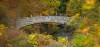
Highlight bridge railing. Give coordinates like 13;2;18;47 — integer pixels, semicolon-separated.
16;16;78;29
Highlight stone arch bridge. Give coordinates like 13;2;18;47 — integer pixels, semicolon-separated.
16;16;77;29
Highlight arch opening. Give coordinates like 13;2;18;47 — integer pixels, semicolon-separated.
21;22;76;39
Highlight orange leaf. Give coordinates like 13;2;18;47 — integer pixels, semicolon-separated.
79;27;91;33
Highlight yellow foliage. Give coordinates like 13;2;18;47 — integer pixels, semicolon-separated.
82;0;96;10
84;40;89;45
0;24;7;37
28;34;54;46
0;31;2;37
28;34;36;41
96;28;100;37
7;44;13;47
78;26;91;33
93;24;100;37
42;10;49;16
93;44;100;47
83;35;94;45
82;4;94;10
71;13;80;22
85;0;96;5
98;31;100;37
49;9;55;15
94;24;100;32
0;24;6;30
28;34;39;45
58;37;68;43
72;13;80;19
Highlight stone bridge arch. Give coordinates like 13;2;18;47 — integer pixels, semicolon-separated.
16;16;74;29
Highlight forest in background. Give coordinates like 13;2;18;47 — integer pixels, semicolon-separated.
0;0;100;47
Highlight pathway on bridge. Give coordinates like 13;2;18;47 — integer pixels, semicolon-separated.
16;16;76;29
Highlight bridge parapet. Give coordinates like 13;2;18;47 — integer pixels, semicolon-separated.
16;16;74;29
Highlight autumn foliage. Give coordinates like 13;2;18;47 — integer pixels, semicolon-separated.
0;0;100;47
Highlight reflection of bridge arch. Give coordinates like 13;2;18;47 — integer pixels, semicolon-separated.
16;16;74;29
